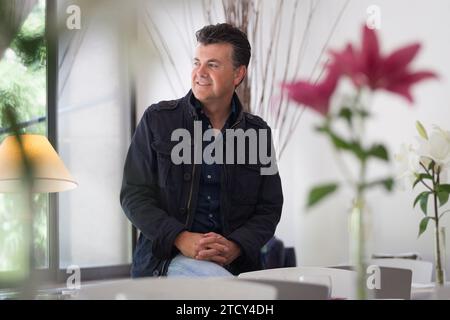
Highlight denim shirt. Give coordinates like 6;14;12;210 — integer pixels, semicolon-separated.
190;98;237;234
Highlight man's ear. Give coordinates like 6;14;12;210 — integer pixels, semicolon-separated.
234;66;247;87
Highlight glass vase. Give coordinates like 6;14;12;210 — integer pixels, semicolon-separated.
434;226;446;286
348;196;373;299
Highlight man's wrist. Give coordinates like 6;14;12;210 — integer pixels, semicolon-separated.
174;230;189;251
229;240;242;258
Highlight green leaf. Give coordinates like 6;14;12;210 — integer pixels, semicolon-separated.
416;121;429;140
338;107;353;126
413;173;433;189
413;191;431;215
306;183;339;209
320;127;367;161
366;144;389;161
438;191;449;207
355;109;370;118
381;178;394;191
438;184;450;192
329;132;352;150
418;216;433;237
420;194;429;215
364;177;395;191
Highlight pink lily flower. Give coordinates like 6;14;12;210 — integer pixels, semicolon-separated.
330;25;437;103
281;62;341;116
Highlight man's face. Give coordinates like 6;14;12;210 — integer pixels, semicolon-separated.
191;43;246;105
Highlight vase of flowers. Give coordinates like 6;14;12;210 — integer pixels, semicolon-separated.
282;24;437;298
396;122;450;285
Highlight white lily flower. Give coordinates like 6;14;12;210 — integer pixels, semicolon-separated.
416;126;450;173
394;143;420;189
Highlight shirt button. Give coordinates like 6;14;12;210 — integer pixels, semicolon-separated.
207;196;211;200
153;270;159;276
209;214;213;218
207;175;211;179
183;172;191;181
180;208;186;214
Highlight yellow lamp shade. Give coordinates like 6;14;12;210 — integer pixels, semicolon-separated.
0;134;77;193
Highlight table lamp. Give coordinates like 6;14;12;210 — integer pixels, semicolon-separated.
0;134;77;192
0;134;77;298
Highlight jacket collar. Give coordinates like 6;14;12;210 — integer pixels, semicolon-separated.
184;90;245;127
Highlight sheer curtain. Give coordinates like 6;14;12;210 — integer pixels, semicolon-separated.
0;0;37;58
57;0;133;268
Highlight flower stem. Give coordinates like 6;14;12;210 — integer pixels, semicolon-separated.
419;162;434;191
353;89;368;299
432;167;445;285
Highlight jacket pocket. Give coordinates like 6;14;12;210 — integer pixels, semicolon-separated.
151;140;174;188
231;164;262;205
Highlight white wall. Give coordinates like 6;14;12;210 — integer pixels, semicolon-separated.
276;0;450;275
136;0;450;276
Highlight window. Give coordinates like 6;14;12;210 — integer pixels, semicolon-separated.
0;0;48;275
1;0;134;288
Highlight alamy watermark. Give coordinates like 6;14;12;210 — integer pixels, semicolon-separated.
66;265;81;290
66;5;81;30
366;5;381;30
170;121;278;175
366;265;381;290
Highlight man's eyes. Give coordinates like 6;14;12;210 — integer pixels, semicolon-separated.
193;62;219;68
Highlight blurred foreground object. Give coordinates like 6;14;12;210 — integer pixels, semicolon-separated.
0;134;77;193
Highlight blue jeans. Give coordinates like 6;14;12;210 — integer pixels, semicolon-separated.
167;254;234;277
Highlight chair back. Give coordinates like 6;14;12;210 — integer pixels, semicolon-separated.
239;267;357;299
332;265;412;299
370;258;432;284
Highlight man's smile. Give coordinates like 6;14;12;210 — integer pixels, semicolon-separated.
196;80;212;86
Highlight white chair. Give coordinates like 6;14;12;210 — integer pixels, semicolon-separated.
370;258;433;284
331;265;412;299
73;277;277;300
237;279;330;300
238;267;357;299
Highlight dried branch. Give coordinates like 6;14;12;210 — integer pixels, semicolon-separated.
144;7;184;96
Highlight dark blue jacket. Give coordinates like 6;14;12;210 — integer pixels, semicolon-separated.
120;90;283;277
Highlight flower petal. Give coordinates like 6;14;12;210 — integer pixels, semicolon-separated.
281;63;341;116
384;70;437;103
383;43;421;76
361;26;381;81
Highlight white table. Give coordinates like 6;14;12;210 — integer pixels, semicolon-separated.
411;282;450;300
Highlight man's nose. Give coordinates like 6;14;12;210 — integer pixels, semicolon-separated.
196;64;208;77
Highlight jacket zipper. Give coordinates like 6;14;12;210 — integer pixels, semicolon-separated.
221;118;242;234
230;119;242;129
185;117;242;228
185;112;199;227
185;163;196;226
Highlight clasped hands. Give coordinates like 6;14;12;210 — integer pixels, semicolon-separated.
174;231;241;266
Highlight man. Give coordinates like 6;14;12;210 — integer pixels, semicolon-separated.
120;23;283;278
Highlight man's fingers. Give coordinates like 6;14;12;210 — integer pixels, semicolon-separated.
198;236;222;246
209;255;227;266
205;242;229;254
203;232;220;238
203;236;228;247
196;248;220;259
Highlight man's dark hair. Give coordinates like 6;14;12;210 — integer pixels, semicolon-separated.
195;23;251;69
